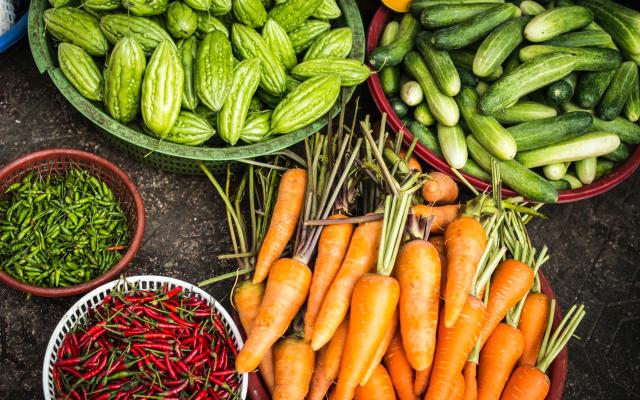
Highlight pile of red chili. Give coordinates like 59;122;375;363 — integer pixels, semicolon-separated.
52;284;241;400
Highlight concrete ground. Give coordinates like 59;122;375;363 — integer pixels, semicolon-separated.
1;20;639;400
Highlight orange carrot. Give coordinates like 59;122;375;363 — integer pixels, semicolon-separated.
428;235;448;298
517;293;551;367
422;172;458;204
232;281;275;392
354;365;397;400
383;331;418;400
499;365;549;400
305;214;354;341
360;309;398;385
395;239;441;371
414;365;432;397
477;323;524;400
461;361;477;400
413;204;460;234
309;318;349;400
443;217;487;328
311;219;384;350
332;274;400;400
451;373;466;400
253;168;307;284
236;258;312;373
399;149;423;172
425;295;486;400
477;260;534;348
273;337;315;400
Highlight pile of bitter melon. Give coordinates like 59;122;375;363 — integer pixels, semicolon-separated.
44;0;370;146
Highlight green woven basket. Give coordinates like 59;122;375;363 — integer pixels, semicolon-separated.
28;0;365;174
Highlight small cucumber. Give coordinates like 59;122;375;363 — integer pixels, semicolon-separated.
467;135;559;202
379;21;401;96
575;157;597;184
508;111;593;151
457;67;479;88
519;45;622;71
575;0;640;56
420;3;498;29
415;102;436;126
407;121;443;157
516;131;621;168
598;61;638;121
595;159;616;179
564;102;640;144
546;72;577;106
520;0;545;15
401;81;424;107
473;16;531;79
548;179;572;190
461;157;492;180
575;69;615;109
545;30;613;48
603;143;630;162
524;6;593;42
437;123;468;168
457;87;517;160
493;101;558;125
410;0;506;16
370;13;420;68
476;81;490;95
562;173;583;189
543;162;570;180
389;97;409;118
624;69;640;122
450;50;503;81
504;51;521;74
431;4;520;50
416;32;461;97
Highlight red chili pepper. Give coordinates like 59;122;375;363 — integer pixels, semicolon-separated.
210;370;234;377
133;342;173;352
226;338;238;357
93;392;110;400
165;352;177;380
68;390;82;400
209;375;225;386
80;355;107;381
194;389;208;400
169;313;197;327
176;360;190;375
148;354;167;371
163;379;189;395
54;356;84;367
53;367;62;391
184;343;202;364
61;366;83;379
165;286;183;299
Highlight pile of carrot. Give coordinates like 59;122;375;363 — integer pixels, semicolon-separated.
203;109;585;400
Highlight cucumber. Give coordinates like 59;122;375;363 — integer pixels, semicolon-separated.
555;0;575;6
595;159;615;179
564;102;640;144
407;121;443;157
493;101;558;124
420;3;498;29
603;143;629;162
457;87;517;160
504;51;521;74
437;124;468;168
624;69;640;122
575;157;597;184
431;4;520;50
476;81;490;95
575;70;615;109
548;179;572;190
467;135;559;202
389;97;409;118
516;131;621;167
524;6;593;42
415;32;461;97
545;30;613;48
401;81;424;106
410;0;506;15
379;21;401;96
519;45;622;71
457;67;479;88
479;52;577;115
575;0;640;56
415;102;436;126
370;13;420;69
507;111;593;151
598;61;638;121
450;50;503;81
461;157;492;180
562;173;583;188
520;1;545;15
404;51;460;127
546;72;577;106
473;16;531;78
543;162;569;180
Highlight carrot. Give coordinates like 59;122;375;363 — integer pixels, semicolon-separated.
461;361;477;400
425;295;486;400
399;149;423;172
232;281;275;392
332;273;400;400
273;337;315;400
477;323;524;400
443;217;487;328
311;218;383;351
360;309;398;385
414;365;432;397
395;239;441;371
354;365;397;400
477;260;534;348
383;331;418;400
413;204;460;234
309;318;349;400
422;172;458;204
235;258;312;373
253;168;307;284
428;235;448;297
305;214;354;341
499;365;549;400
517;293;551;367
451;373;466;400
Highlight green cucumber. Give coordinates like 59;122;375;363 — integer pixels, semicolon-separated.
543;162;569;180
461;157;492;180
467;135;559;202
437;124;468;168
479;52;577;115
574;70;615;109
473;16;531;79
404;51;460;127
457;87;517;160
603;143;629;162
624;69;640;122
564;102;640;144
493;101;558;125
598;61;638;121
595;159;615;179
450;50;503;81
524;6;593;42
389;97;409;118
457;67;479;88
410;0;506;16
575;0;640;56
546;72;577;106
583;21;619;50
401;81;424;107
507;111;592;151
370;13;420;68
407;121;443;157
575;157;597;184
562;173;583;188
504;51;521;74
545;30;613;48
547;178;572;190
520;0;545;15
416;32;461;97
519;45;622;71
431;4;520;50
415;102;436;126
379;21;401;96
476;81;490;95
516;131;620;167
420;3;498;29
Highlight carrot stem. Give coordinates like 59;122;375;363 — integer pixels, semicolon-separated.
305;213;384;226
537;302;585;373
198;267;255;286
237;158;288;170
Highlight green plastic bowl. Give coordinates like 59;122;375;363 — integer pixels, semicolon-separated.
28;0;364;174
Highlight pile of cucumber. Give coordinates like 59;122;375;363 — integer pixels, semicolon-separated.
371;0;640;203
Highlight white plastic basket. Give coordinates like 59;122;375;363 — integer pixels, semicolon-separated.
42;275;248;399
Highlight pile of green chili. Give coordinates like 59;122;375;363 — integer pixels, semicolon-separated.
0;169;130;288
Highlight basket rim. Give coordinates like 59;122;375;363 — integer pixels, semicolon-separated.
0;148;145;297
41;275;249;400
